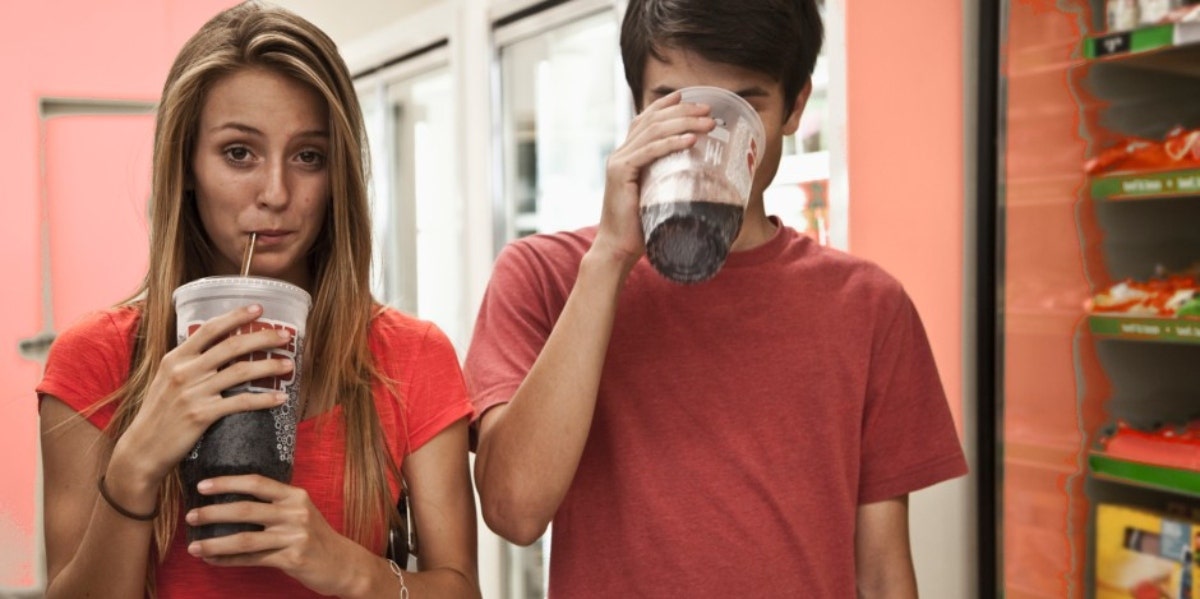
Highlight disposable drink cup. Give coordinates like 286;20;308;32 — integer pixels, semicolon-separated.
173;276;310;541
640;86;766;284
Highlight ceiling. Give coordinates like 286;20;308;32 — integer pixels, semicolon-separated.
273;0;443;47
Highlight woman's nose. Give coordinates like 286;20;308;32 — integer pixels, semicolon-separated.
256;161;289;208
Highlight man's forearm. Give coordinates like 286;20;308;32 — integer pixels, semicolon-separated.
475;249;630;544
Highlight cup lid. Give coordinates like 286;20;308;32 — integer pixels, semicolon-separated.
173;275;312;308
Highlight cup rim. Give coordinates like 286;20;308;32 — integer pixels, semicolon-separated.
677;85;766;143
172;275;312;307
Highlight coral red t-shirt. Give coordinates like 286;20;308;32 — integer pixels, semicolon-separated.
38;306;473;598
466;219;968;597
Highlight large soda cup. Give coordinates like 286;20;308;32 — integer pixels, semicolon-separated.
173;276;310;541
640;86;766;284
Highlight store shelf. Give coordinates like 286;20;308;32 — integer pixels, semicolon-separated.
1090;167;1200;201
1084;21;1200;76
1088;314;1200;343
1090;452;1200;498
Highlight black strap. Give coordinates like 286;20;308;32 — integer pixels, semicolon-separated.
386;483;418;564
97;475;160;521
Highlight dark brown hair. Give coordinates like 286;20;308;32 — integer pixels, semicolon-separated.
620;0;824;115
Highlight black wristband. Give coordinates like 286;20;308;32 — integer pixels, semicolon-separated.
97;475;160;521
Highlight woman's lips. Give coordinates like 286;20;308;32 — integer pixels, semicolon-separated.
252;231;291;247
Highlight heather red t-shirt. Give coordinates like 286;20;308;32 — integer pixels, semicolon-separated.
466;219;968;597
38;305;473;598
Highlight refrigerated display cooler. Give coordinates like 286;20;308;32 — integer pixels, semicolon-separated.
983;1;1200;597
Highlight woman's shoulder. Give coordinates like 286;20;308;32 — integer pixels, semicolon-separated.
52;305;142;354
369;306;433;341
38;305;142;429
368;306;457;361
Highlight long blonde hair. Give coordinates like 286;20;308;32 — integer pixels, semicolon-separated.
102;0;401;566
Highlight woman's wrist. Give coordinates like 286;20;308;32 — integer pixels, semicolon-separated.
339;552;402;599
103;442;165;513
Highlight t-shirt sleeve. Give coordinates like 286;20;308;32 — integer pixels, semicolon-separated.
403;322;475;454
857;292;968;504
35;310;135;431
463;242;555;424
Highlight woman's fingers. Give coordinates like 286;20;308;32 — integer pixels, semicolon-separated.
176;304;265;353
195;474;297;504
185;476;312;563
187;498;278;530
193;323;294;375
189;532;291;562
168;305;296;401
205;390;289;420
197;357;294;401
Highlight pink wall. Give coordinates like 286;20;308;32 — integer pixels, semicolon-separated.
0;0;236;590
845;2;966;431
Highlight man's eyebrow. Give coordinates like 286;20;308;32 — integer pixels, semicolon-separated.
735;87;770;98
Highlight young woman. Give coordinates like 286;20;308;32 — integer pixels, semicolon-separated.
37;3;479;597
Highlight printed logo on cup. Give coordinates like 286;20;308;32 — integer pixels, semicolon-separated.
183;319;299;394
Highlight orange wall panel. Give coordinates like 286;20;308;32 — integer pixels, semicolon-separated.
845;0;965;431
0;1;237;590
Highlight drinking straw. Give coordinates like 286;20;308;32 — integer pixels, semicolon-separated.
240;232;257;276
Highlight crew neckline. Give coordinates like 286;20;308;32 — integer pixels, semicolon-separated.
722;216;798;269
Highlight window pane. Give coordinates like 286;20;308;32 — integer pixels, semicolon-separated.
364;64;467;349
766;1;837;247
498;10;627;242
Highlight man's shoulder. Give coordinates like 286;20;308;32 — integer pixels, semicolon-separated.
495;226;597;277
781;233;906;297
506;226;597;257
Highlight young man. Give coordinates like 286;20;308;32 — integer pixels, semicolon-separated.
465;0;968;595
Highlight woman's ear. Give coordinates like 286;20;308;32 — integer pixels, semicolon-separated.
783;79;813;136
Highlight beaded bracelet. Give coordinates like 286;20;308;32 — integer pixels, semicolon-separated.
97;475;160;521
387;559;410;599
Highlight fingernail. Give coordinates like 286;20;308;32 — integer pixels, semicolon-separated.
274;392;288;404
188;542;201;556
185;510;198;524
247;304;262;314
277;329;291;339
197;480;213;491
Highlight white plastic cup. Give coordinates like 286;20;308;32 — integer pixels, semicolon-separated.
640;86;766;284
172;275;310;541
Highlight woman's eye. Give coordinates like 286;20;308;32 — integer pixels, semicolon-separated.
224;146;252;162
297;150;325;167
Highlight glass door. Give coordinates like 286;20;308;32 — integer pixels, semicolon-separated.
359;47;469;349
987;1;1200;597
495;2;627;247
763;0;847;249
